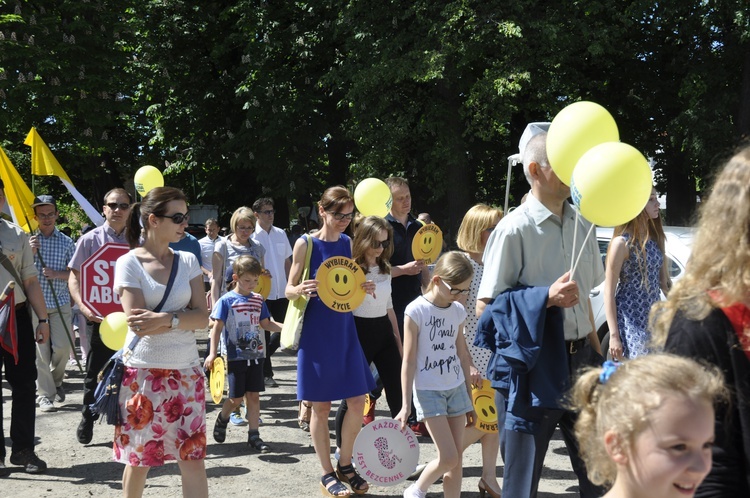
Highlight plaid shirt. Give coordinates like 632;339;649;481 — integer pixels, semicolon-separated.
34;227;75;308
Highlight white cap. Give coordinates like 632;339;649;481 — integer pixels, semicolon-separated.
519;122;551;157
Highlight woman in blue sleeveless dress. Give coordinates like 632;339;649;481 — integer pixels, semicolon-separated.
604;189;671;359
286;186;376;496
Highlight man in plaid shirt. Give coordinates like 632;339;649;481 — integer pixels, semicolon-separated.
29;195;75;413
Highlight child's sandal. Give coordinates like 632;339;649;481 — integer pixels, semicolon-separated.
213;413;228;443
320;471;350;496
336;462;369;495
248;432;271;453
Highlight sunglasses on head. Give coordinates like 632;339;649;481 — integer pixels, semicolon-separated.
156;212;190;224
106;202;131;211
371;239;390;249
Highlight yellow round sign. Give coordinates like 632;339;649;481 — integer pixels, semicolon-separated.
411;224;443;264
210;356;225;405
471;379;498;433
315;256;366;313
253;273;271;299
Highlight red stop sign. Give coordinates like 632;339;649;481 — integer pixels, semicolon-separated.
80;243;129;318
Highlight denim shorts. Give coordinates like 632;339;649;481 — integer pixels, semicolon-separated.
413;384;473;421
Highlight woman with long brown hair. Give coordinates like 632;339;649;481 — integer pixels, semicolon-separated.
604;188;669;360
652;147;750;496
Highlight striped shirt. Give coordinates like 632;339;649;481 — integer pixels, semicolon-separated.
34;227;75;308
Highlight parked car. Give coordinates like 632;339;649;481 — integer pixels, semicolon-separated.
589;226;694;357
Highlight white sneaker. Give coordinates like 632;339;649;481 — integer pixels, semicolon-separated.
403;484;426;498
38;396;57;413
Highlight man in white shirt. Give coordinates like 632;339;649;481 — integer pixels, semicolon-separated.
251;198;292;387
199;218;222;295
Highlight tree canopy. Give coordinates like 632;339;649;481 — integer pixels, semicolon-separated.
1;0;748;233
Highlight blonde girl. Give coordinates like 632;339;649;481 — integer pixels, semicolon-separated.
455;203;503;498
604;188;669;360
569;354;726;498
397;251;476;498
652;146;750;496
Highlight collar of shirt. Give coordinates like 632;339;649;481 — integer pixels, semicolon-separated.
524;193;576;227
103;221;126;239
385;212;419;230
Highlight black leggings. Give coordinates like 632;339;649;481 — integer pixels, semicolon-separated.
335;314;402;448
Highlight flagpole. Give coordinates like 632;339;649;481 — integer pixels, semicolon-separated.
25;216;82;372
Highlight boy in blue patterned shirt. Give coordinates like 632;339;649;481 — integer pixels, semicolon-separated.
204;255;282;452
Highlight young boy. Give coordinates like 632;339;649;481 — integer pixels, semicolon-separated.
204;255;282;452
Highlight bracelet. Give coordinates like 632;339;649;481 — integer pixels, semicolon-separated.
38;319;49;324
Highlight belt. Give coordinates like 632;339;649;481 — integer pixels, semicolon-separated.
15;301;26;310
565;338;586;355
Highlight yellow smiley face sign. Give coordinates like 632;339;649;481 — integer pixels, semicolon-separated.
253;274;271;299
210;356;225;405
471;379;498;433
316;256;367;313
411;223;443;264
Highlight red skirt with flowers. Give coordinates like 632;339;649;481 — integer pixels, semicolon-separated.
114;366;207;466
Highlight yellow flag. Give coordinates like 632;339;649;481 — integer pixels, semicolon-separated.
0;147;38;232
24;127;73;183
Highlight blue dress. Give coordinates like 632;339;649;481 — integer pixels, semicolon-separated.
297;234;376;401
615;234;663;358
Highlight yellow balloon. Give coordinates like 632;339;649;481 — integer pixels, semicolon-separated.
354;178;392;217
134;165;164;196
570;142;653;227
547;101;619;185
100;311;129;351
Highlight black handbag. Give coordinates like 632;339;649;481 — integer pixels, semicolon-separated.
90;251;180;425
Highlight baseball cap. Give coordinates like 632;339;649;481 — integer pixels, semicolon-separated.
31;195;56;208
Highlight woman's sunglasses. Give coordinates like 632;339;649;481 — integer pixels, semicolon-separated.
370;240;390;249
156;212;190;224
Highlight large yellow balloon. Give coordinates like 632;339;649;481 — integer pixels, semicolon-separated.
570;142;653;227
134;165;164;196
100;311;129;351
547;101;619;185
354;178;392;217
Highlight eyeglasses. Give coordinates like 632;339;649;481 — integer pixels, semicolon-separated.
156;212;190;224
106;202;131;211
36;212;57;219
441;279;470;296
327;211;355;221
236;225;254;231
257;209;275;216
371;239;390;249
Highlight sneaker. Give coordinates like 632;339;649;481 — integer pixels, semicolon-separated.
403;483;426;498
0;460;8;478
9;448;47;474
38;396;56;413
55;386;66;403
407;463;427;481
77;415;94;444
229;412;248;426
264;376;278;388
213;413;228;443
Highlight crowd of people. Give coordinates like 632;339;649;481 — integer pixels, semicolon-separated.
1;135;749;498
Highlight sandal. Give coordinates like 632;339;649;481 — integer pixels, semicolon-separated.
320;471;350;496
336;462;369;495
213;413;228;443
248;431;271;453
299;401;312;432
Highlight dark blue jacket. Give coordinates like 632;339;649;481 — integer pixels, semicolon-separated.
474;286;568;433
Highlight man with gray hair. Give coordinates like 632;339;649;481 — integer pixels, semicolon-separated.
477;132;605;497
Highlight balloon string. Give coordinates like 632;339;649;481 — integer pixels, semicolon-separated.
569;210;579;275
571;223;595;280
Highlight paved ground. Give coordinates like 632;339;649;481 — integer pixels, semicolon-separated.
1;331;582;497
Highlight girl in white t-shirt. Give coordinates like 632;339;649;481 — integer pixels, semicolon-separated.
397;251;476;498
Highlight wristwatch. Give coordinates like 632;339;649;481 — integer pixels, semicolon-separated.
170;313;180;329
38;319;49;324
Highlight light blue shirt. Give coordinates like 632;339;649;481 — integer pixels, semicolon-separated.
478;193;604;340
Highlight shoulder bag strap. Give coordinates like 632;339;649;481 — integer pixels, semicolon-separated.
301;234;313;281
125;250;181;351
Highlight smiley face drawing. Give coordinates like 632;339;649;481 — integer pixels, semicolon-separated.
253;274;271;300
471;379;499;433
411;224;443;264
316;256;366;313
